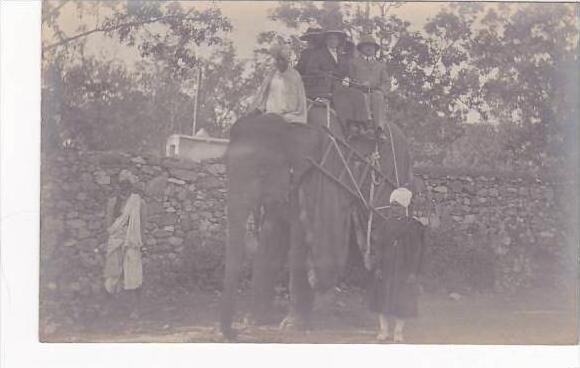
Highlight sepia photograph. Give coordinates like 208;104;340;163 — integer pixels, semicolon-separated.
35;0;579;345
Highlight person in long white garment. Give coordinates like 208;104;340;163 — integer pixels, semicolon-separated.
249;44;308;124
104;179;147;319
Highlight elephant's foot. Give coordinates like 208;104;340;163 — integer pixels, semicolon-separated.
393;330;404;343
313;289;340;312
279;312;311;331
376;331;392;343
242;314;259;327
243;312;277;327
220;316;246;341
220;310;236;340
245;300;284;327
220;325;239;341
220;321;251;341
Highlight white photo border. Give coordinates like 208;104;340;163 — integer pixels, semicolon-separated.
1;1;578;368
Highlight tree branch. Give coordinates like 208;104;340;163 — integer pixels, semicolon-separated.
42;0;70;24
215;104;233;129
42;13;205;52
425;39;458;79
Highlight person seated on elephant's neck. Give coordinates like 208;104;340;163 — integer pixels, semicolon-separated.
248;44;307;124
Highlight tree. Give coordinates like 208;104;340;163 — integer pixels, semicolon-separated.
266;2;470;146
196;42;266;138
42;1;579;170
265;2;579;171
442;124;516;171
43;1;232;54
470;3;579;170
41;0;234;153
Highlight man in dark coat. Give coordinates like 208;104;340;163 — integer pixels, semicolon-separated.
303;29;349;98
304;29;369;129
366;187;427;343
295;27;323;76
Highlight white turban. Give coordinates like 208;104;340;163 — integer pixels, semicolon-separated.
389;187;413;209
268;44;292;60
119;169;138;185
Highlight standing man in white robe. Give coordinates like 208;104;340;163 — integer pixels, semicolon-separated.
104;179;147;320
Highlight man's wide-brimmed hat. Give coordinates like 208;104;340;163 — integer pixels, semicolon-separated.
299;27;323;41
357;34;380;52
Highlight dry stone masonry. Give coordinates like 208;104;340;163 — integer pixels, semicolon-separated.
40;150;577;327
413;166;576;293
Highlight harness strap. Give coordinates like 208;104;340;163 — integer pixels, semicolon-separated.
365;123;405;266
385;122;408;216
327;135;368;206
325;100;331;129
364;143;382;267
385;122;400;188
306;98;337;129
365;177;375;265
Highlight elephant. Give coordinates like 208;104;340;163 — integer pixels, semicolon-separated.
220;105;412;339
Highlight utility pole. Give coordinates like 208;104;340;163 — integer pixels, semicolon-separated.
192;66;203;136
365;2;371;34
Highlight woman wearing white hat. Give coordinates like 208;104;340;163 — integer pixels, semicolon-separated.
349;34;391;134
366;187;427;343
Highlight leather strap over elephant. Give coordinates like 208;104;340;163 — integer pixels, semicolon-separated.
220;105;412;339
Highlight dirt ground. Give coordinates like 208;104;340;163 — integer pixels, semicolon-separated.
43;284;578;345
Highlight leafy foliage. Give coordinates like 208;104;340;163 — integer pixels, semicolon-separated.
196;42;267;137
265;2;578;172
42;1;579;174
470;4;579;170
442;124;515;171
42;1;259;153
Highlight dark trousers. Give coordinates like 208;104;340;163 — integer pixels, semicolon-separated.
332;86;370;126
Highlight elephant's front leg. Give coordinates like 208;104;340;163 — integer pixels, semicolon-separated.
281;188;314;330
249;201;289;324
220;199;251;339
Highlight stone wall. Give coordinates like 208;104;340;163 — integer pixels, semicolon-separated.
40;150;577;325
40;151;229;326
413;166;577;293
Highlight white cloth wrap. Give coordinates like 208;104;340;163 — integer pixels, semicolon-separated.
249;66;308;124
389;187;413;209
104;193;143;293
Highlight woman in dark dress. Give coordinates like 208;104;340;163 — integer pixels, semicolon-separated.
366;187;426;343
